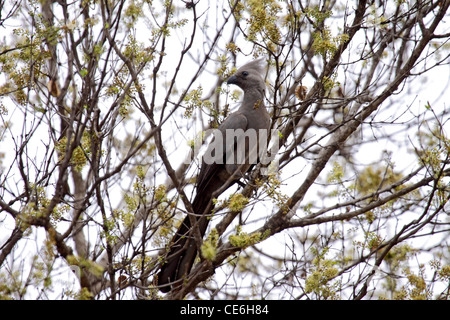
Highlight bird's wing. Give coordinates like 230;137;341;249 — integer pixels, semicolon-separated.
196;111;248;192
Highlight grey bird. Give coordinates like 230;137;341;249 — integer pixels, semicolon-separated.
157;58;271;293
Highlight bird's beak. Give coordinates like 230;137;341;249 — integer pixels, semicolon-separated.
227;75;238;85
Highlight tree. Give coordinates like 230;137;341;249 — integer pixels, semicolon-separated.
0;0;449;300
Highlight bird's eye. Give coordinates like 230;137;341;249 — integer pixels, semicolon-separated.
242;71;249;77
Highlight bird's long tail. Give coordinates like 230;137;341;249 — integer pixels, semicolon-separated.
157;193;212;293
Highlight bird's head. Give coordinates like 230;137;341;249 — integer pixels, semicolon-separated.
227;58;266;93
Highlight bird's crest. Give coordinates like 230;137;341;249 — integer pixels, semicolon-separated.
237;57;266;76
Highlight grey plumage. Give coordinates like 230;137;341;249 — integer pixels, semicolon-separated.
157;58;271;293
